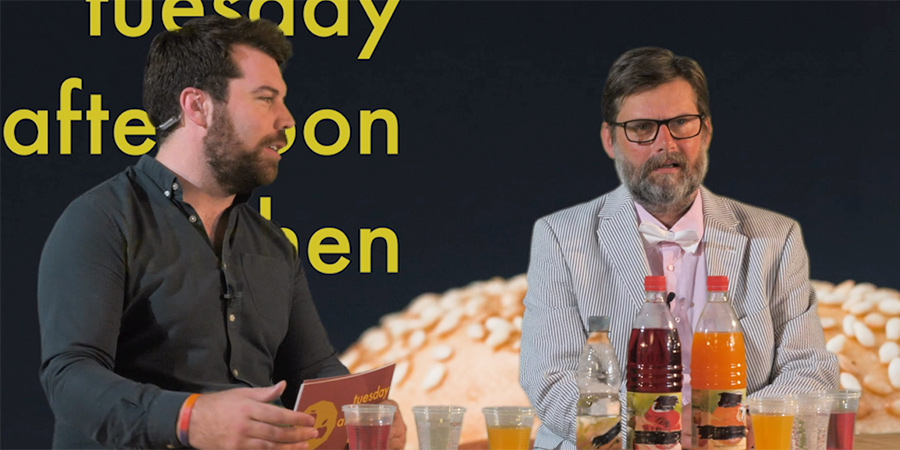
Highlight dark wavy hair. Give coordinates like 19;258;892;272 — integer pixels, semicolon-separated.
143;16;292;142
602;47;710;125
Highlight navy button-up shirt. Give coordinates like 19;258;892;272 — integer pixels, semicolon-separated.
38;156;348;448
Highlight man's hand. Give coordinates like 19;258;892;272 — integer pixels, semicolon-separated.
187;381;320;449
378;399;407;450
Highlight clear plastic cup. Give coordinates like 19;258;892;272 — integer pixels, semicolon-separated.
793;393;831;450
413;406;466;450
825;390;861;450
482;407;535;450
342;404;396;450
747;396;796;450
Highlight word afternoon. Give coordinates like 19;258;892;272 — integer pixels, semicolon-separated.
3;77;399;157
85;0;400;60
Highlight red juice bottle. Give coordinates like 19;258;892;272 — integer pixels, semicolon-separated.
627;276;683;449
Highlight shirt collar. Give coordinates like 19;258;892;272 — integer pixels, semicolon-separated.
136;155;183;201
633;191;705;241
135;155;253;205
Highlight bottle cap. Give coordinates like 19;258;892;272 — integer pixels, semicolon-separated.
708;276;729;292
588;315;611;332
644;276;666;291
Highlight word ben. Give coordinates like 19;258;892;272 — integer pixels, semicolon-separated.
86;0;400;59
259;197;399;275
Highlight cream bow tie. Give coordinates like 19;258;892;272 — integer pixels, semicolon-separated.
638;222;701;254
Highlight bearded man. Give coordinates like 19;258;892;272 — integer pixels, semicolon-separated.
519;47;837;450
37;16;405;449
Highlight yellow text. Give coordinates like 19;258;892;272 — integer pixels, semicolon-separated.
259;196;399;275
85;0;399;59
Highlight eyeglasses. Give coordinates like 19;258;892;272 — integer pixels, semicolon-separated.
608;114;706;144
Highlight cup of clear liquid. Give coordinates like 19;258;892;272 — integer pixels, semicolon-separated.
793;392;831;450
413;405;466;450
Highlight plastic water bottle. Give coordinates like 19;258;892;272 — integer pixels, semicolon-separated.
576;315;623;450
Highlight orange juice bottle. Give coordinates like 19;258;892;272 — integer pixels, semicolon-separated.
691;276;748;449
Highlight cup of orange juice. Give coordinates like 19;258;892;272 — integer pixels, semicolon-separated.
747;396;797;450
482;407;535;450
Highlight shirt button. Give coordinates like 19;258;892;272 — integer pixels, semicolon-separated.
172;182;179;190
189;215;197;223
667;264;675;271
163;190;170;198
222;262;227;270
232;369;240;377
229;314;236;322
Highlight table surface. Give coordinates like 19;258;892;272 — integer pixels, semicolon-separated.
458;433;900;449
855;433;900;449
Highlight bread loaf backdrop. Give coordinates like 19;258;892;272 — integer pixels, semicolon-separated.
340;277;900;448
340;275;533;448
815;280;900;434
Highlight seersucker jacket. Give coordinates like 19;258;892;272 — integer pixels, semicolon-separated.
519;184;839;450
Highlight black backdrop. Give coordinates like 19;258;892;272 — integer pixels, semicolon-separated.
2;1;899;447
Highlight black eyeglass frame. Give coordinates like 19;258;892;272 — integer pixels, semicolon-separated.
607;113;707;144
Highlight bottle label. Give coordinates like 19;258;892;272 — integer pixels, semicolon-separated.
627;391;682;450
577;415;622;450
691;388;747;449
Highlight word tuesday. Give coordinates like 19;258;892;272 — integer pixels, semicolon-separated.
86;0;400;60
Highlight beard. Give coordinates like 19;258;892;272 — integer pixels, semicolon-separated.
613;144;709;217
203;106;283;195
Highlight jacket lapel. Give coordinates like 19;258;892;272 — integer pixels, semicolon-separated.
596;185;651;312
701;187;751;318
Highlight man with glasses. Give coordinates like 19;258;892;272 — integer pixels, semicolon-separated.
519;47;837;449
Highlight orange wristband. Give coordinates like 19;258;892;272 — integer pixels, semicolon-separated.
177;394;201;447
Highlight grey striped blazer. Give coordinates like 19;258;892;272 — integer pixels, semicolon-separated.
519;184;839;450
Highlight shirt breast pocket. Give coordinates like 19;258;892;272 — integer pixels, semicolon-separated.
240;253;292;325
